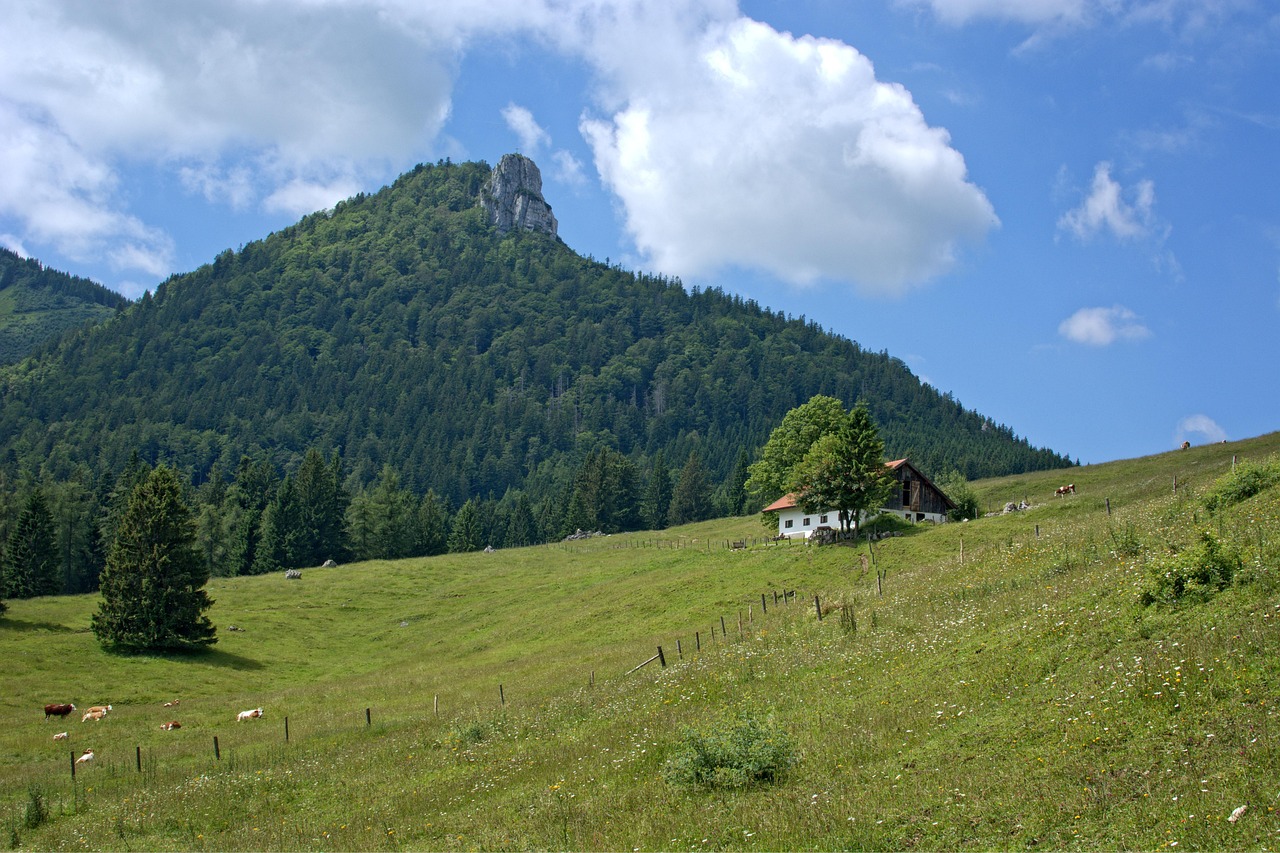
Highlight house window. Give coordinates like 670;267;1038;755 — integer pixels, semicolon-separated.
803;517;811;526
819;514;828;524
784;519;793;529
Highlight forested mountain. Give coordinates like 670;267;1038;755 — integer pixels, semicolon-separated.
0;158;1069;514
0;249;129;365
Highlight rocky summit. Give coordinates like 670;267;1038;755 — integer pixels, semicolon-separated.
478;153;558;237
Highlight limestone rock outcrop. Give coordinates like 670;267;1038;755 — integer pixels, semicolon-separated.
479;153;558;237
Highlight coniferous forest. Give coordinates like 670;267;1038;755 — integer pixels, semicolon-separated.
0;158;1072;594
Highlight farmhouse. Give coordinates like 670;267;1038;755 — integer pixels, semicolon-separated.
763;459;956;540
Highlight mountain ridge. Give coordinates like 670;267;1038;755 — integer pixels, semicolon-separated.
0;157;1071;507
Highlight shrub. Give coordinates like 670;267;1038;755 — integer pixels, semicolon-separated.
1140;531;1241;607
662;713;796;789
1203;456;1280;515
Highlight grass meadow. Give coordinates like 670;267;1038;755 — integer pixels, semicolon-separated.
4;433;1280;850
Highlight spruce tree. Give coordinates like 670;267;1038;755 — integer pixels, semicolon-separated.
668;452;712;527
642;451;673;531
447;498;483;553
2;488;58;598
91;465;216;651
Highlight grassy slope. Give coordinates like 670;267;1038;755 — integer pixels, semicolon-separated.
4;434;1280;850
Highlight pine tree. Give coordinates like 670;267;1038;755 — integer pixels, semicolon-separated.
415;490;450;557
642;451;673;531
2;488;58;598
668;452;712;527
91;465;216;651
448;498;483;553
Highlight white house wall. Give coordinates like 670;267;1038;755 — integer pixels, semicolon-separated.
775;505;948;539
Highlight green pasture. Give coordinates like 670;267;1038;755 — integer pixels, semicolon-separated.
3;434;1280;850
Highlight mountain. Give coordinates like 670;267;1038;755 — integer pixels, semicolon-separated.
0;156;1070;508
0;249;129;365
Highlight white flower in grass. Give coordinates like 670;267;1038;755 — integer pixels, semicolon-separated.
1229;805;1247;823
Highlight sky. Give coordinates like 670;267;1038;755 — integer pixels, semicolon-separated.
1;0;1277;466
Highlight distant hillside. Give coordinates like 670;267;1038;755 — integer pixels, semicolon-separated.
0;158;1070;506
0;249;128;364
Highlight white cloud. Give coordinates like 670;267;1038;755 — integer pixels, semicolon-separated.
1175;414;1227;445
0;234;29;257
1058;305;1152;346
551;150;587;186
580;17;998;295
1059;162;1157;241
900;0;1089;26
502;104;551;154
264;177;364;219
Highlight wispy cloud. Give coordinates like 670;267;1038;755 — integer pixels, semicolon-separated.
1176;414;1226;445
1058;162;1157;241
501;103;551;154
1058;305;1152;346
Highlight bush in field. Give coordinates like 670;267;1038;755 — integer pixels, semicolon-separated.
1203;456;1280;515
1140;531;1241;607
662;713;796;789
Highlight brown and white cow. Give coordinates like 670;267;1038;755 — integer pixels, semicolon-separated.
52;731;69;741
1055;484;1076;497
44;703;75;721
236;707;263;722
160;721;181;731
81;705;111;722
75;749;95;765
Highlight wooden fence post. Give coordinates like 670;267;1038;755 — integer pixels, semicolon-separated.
70;751;76;779
285;716;290;742
365;707;371;727
677;638;683;659
434;695;439;716
214;736;220;761
814;595;822;621
696;631;701;651
657;646;666;667
499;684;505;706
720;615;727;636
1106;498;1111;516
762;593;768;614
136;745;142;772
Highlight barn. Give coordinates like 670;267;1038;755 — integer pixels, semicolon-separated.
763;459;956;540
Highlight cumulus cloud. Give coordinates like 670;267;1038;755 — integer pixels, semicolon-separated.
0;0;996;295
581;17;998;295
1059;162;1157;241
1058;305;1151;346
1176;414;1227;445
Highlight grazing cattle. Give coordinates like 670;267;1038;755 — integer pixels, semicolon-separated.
160;721;181;731
44;703;75;721
1181;441;1191;450
81;705;111;723
1055;484;1076;497
52;732;69;741
163;700;180;708
236;707;263;722
75;749;94;765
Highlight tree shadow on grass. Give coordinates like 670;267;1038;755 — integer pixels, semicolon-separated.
0;618;84;634
102;646;265;671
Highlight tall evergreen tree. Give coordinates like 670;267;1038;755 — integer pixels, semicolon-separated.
252;474;302;574
294;449;349;566
504;492;537;547
91;465;216;651
415;489;450;557
641;451;673;531
447;498;483;553
668;451;713;527
226;457;277;576
2;488;58;598
725;448;752;516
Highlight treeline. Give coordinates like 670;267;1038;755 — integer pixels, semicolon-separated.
0;444;738;601
0;159;1071;516
0;248;129;365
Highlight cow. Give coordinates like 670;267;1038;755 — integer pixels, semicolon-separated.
163;700;180;708
52;732;69;741
1181;441;1191;450
236;707;263;722
1055;484;1076;497
81;705;111;723
44;703;75;721
160;721;181;731
75;749;95;765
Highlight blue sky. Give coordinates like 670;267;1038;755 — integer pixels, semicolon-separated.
1;0;1276;466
